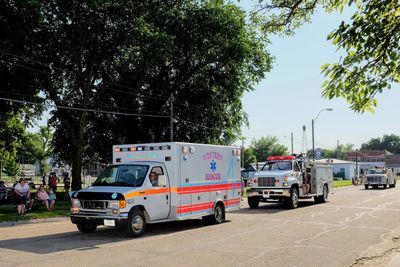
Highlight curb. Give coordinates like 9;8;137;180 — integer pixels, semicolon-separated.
0;216;69;227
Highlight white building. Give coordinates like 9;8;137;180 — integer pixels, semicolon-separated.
315;159;356;180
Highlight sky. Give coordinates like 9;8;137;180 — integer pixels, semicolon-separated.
236;1;400;153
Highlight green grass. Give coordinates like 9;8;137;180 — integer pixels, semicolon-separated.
0;200;70;222
333;179;353;188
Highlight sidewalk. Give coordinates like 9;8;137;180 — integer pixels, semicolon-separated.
0;216;68;227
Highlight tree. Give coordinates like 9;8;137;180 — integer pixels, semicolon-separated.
3;152;19;178
250;0;400;112
243;147;257;168
361;134;400;154
32;0;271;190
321;144;354;160
250;136;288;162
24;126;53;175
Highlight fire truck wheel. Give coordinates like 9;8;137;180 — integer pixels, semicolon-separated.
125;209;146;237
77;222;97;233
364;185;369;190
314;185;328;204
383;183;387;189
287;188;299;209
248;197;259;209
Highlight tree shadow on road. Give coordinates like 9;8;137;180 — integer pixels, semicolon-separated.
0;219;215;254
233;199;320;214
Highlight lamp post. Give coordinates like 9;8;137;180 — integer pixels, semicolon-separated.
312;108;333;160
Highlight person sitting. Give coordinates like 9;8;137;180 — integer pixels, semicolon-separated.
302;173;311;196
149;172;159;187
47;188;57;211
14;178;33;215
0;181;7;202
36;186;54;211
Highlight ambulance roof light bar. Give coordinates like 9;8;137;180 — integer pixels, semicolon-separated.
267;156;296;161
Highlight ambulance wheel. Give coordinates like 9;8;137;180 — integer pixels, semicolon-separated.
248;197;259;209
125;209;146;237
77;222;97;233
287;187;299;209
364;185;369;190
211;203;225;224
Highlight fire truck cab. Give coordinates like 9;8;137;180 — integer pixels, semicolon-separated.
246;156;333;209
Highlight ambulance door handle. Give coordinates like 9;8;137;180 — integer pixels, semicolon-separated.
166;195;168;200
144;197;147;200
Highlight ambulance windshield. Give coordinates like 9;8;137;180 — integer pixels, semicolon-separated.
261;161;292;171
93;165;149;187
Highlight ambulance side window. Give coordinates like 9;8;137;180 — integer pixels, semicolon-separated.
149;166;164;187
151;166;164;176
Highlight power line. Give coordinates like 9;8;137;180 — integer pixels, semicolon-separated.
0;49;208;111
0;90;168;115
0;96;169;118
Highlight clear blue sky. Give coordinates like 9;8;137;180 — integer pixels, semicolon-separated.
237;1;400;153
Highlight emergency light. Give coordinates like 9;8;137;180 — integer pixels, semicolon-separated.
267;156;296;161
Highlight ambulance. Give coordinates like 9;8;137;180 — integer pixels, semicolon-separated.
70;142;242;237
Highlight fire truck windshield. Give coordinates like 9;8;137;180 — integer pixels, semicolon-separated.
261;161;292;171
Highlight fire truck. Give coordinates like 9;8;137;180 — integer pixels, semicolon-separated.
70;142;241;237
364;167;396;189
246;156;333;209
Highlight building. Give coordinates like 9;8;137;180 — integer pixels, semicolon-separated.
346;150;391;175
385;155;400;175
315;159;356;180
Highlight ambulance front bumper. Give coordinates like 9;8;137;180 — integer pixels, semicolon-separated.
247;188;291;198
70;212;128;226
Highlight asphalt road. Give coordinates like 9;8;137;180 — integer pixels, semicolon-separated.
2;185;400;267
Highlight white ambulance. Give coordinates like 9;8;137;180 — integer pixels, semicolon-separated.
70;142;242;237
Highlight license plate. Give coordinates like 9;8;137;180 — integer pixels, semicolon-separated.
263;191;270;198
104;219;115;227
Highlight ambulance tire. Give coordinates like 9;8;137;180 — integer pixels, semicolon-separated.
248;197;259;209
204;203;225;224
77;222;97;233
125;209;146;237
287;187;299;209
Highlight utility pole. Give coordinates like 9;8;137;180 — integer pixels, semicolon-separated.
291;132;293;155
312;119;315;160
241;137;245;168
169;94;174;142
337;140;340;159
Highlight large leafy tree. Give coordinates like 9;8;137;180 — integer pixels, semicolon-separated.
361;134;400;154
2;1;271;190
250;0;400;112
23;126;53;175
250;136;288;162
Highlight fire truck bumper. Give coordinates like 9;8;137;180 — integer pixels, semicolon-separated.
247;188;291;198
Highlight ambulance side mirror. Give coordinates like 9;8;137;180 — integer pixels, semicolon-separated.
158;175;167;187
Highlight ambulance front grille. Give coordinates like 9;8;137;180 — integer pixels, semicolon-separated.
258;177;275;187
81;200;109;210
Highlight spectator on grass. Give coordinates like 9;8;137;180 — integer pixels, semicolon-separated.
36;186;54;211
49;172;59;192
14;178;33;215
0;181;7;201
48;188;57;211
63;172;70;200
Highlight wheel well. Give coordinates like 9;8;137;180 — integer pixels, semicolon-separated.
291;184;299;192
129;205;150;222
214;200;225;212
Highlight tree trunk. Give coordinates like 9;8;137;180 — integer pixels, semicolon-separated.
71;141;83;191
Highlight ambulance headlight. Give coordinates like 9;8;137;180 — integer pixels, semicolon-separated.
108;200;120;215
71;198;80;214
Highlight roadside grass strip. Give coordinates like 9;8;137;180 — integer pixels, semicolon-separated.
333;179;353;188
0;200;70;222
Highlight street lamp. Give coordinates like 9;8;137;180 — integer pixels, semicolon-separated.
312;108;333;160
